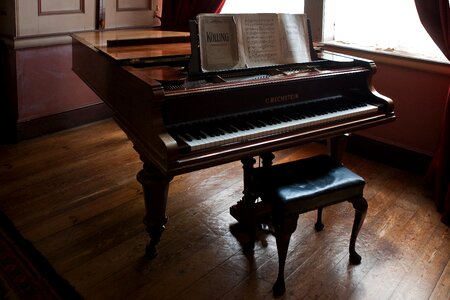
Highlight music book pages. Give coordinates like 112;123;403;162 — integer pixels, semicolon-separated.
197;13;311;72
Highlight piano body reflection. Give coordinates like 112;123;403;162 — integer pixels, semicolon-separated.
71;28;395;256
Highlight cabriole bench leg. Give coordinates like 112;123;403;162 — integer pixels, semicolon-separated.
349;196;368;264
315;207;324;231
273;216;298;297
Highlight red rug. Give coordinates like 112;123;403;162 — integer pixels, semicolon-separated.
0;211;82;299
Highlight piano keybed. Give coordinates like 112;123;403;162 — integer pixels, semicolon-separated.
168;95;380;152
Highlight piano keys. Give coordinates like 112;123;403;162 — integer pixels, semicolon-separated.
71;28;395;257
168;95;380;152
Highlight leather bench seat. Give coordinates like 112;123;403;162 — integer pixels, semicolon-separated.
247;154;368;296
252;154;365;215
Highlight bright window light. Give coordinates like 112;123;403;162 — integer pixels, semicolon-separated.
220;0;304;14
325;0;446;61
222;0;446;61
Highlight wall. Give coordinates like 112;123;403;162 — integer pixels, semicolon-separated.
304;0;449;159
322;46;450;157
15;44;101;122
367;60;449;156
1;0;161;142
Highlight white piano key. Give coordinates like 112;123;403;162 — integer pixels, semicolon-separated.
176;103;378;151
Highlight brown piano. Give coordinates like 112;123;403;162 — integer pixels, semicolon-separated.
71;27;395;257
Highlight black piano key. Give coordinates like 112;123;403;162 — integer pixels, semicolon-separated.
188;127;207;140
252;119;267;128
220;124;238;133
180;133;193;142
168;95;375;149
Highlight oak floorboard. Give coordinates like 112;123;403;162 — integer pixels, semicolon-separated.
0;119;448;300
390;224;450;299
344;201;438;299
430;259;450;300
67;181;243;296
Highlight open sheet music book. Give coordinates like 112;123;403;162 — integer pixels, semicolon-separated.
197;13;311;72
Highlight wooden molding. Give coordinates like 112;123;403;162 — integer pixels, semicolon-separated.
347;134;431;175
322;42;450;76
116;0;151;12
12;103;112;142
38;0;85;16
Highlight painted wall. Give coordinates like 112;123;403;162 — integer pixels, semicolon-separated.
0;0;162;141
366;62;449;156
304;0;450;157
15;45;100;122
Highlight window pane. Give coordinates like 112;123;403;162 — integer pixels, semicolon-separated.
325;0;446;60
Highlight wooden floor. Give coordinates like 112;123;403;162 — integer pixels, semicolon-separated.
0;119;449;300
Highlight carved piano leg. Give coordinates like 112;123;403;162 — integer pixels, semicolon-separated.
260;152;275;168
328;133;350;163
242;157;256;191
229;157;257;232
240;157;257;253
348;196;368;264
259;152;275;232
136;162;173;258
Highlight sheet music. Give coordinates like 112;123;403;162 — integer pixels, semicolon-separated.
197;15;243;72
197;13;311;72
279;14;311;64
240;14;280;67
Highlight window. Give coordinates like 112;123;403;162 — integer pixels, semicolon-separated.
221;0;446;62
324;0;446;61
220;0;304;14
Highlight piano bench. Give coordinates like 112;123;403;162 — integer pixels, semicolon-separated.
248;154;367;297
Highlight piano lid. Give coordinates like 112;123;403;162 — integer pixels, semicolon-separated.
72;29;191;63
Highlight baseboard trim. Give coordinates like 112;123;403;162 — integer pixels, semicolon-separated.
15;103;112;142
347;134;432;175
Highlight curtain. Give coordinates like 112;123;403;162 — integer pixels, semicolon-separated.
415;0;450;225
161;0;226;31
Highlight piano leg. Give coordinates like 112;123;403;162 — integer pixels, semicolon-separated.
242;157;257;191
232;154;275;252
259;152;275;233
327;133;350;163
240;157;257;252
136;162;173;258
260;152;275;168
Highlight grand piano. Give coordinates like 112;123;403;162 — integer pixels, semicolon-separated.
71;24;395;257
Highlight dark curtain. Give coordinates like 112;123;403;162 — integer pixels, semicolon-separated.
415;0;450;225
161;0;226;31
